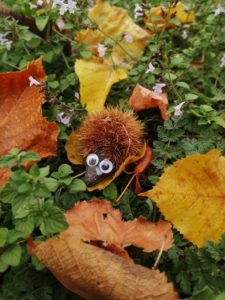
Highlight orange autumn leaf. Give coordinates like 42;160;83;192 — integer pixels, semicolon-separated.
31;235;178;300
140;150;225;248
128;84;169;120
62;200;173;253
0;59;59;186
145;2;195;33
134;145;153;194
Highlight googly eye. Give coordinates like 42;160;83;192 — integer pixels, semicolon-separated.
99;159;114;174
86;153;99;167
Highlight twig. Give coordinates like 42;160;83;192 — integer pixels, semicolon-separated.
152;235;167;270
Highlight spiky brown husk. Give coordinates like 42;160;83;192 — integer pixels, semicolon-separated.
77;107;144;166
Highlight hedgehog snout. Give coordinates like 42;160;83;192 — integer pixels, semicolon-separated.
84;153;115;186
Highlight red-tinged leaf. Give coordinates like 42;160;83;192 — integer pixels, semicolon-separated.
134;146;153;193
0;59;59;186
128;84;169;120
62;200;173;253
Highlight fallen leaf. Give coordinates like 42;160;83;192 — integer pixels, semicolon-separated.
140;150;225;247
89;0;151;66
75;0;151;113
0;59;59;186
62;200;173;252
31;235;178;300
134;145;153;194
145;2;195;32
128;84;169;120
75;58;127;113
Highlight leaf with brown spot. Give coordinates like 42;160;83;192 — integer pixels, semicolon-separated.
0;59;59;186
128;84;169;120
31;235;178;300
140;150;225;247
62;199;173;253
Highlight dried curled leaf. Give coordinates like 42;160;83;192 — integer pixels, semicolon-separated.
75;0;151;113
145;2;195;32
140;150;225;247
128;84;169;120
0;59;59;186
32;235;178;300
62;200;173;253
75;58;127;114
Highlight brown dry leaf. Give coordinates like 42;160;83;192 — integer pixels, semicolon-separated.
62;200;173;252
128;84;169;120
140;150;225;247
75;0;151;113
145;2;195;33
0;59;59;186
31;235;178;300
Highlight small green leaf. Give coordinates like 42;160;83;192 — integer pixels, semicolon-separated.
40;206;68;235
18;182;33;193
16;219;34;238
190;286;215;300
103;183;118;200
39;166;50;177
43;177;59;192
7;229;23;244
69;179;87;193
20;152;40;163
1;245;22;267
0;228;8;247
185;93;198;101
80;50;92;59
35;15;50;31
0;259;8;272
176;81;190;90
164;72;177;81
52;164;73;178
29;164;40;177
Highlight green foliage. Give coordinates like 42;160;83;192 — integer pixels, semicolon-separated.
0;0;225;299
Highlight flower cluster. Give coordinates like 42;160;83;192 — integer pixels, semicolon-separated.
30;0;77;15
0;33;12;50
214;5;225;16
52;0;77;15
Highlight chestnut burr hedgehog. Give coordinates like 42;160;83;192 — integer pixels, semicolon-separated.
75;107;144;186
77;107;144;166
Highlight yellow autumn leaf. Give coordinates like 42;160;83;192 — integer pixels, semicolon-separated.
140;150;225;247
88;0;151;67
75;0;151;113
145;2;194;32
75;58;127;113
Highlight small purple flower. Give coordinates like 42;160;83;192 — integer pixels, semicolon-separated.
97;43;107;57
29;76;41;86
124;33;133;43
56;112;71;127
145;62;155;74
214;5;225;16
174;101;186;116
182;30;188;40
134;4;143;19
153;83;166;95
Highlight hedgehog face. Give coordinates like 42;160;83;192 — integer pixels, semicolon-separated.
84;153;115;186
